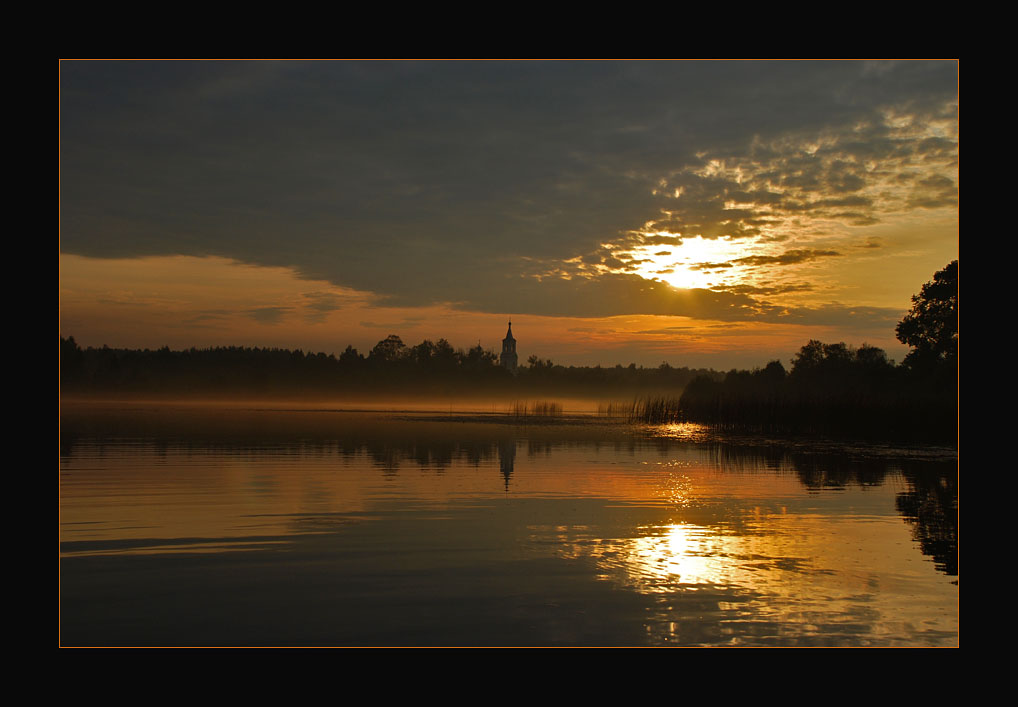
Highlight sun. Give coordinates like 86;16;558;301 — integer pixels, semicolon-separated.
619;234;765;291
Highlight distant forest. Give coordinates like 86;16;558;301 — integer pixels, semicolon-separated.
58;334;719;398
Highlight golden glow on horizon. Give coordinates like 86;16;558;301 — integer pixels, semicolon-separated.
60;252;911;367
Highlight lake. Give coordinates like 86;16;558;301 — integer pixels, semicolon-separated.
59;401;958;647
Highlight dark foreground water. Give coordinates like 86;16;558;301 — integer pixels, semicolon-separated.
60;402;958;647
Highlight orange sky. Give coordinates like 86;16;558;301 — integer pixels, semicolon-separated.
60;61;957;370
60;247;948;369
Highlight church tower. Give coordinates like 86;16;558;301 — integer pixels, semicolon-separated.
500;320;518;373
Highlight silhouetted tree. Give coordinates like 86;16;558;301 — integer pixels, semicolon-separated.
410;340;436;367
528;354;555;370
369;334;407;363
791;340;826;373
61;336;84;387
896;260;958;370
432;339;457;371
339;345;364;366
760;360;786;382
855;344;892;369
822;342;852;365
462;344;498;370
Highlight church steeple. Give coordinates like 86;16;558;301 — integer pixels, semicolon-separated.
500;319;518;372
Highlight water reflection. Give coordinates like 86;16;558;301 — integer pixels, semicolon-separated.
498;438;516;491
60;403;957;646
527;510;956;645
896;464;958;576
60;404;957;574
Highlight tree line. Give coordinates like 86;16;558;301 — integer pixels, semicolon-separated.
59;334;717;398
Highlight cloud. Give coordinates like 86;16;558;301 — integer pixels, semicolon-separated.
359;318;426;329
690;262;735;271
730;249;842;267
248;306;291;324
640;235;684;246
638;120;956;244
184;310;233;324
302;291;348;313
634;323;743;335
908;173;958;209
301;290;362;323
60;61;958;321
711;283;814;296
759;303;902;330
376;272;765;320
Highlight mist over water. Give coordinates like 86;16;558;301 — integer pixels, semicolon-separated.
60;401;957;647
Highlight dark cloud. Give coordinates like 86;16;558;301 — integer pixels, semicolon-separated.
625;299;900;333
836;212;881;226
690;262;735;271
370;272;765;321
303;292;345;309
634;323;743;335
182;310;234;328
248;306;292;324
756;233;791;243
916;137;957;158
813;196;873;208
185;310;232;322
729;189;784;204
640;235;684;246
760;304;902;329
711;283;814;296
908;194;959;209
731;249;842;267
300;291;355;323
919;175;955;188
908;173;958;209
358;315;427;330
61;61;958;319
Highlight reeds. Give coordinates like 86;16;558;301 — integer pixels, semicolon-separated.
674;369;956;442
508;400;563;418
597;397;683;423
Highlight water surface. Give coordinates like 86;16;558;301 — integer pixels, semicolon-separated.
60;402;958;646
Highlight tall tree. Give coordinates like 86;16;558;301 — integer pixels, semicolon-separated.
896;261;958;370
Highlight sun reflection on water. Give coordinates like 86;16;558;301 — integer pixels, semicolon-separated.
625;523;723;587
598;523;765;592
655;422;711;442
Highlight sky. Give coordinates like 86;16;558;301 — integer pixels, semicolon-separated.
59;60;958;369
